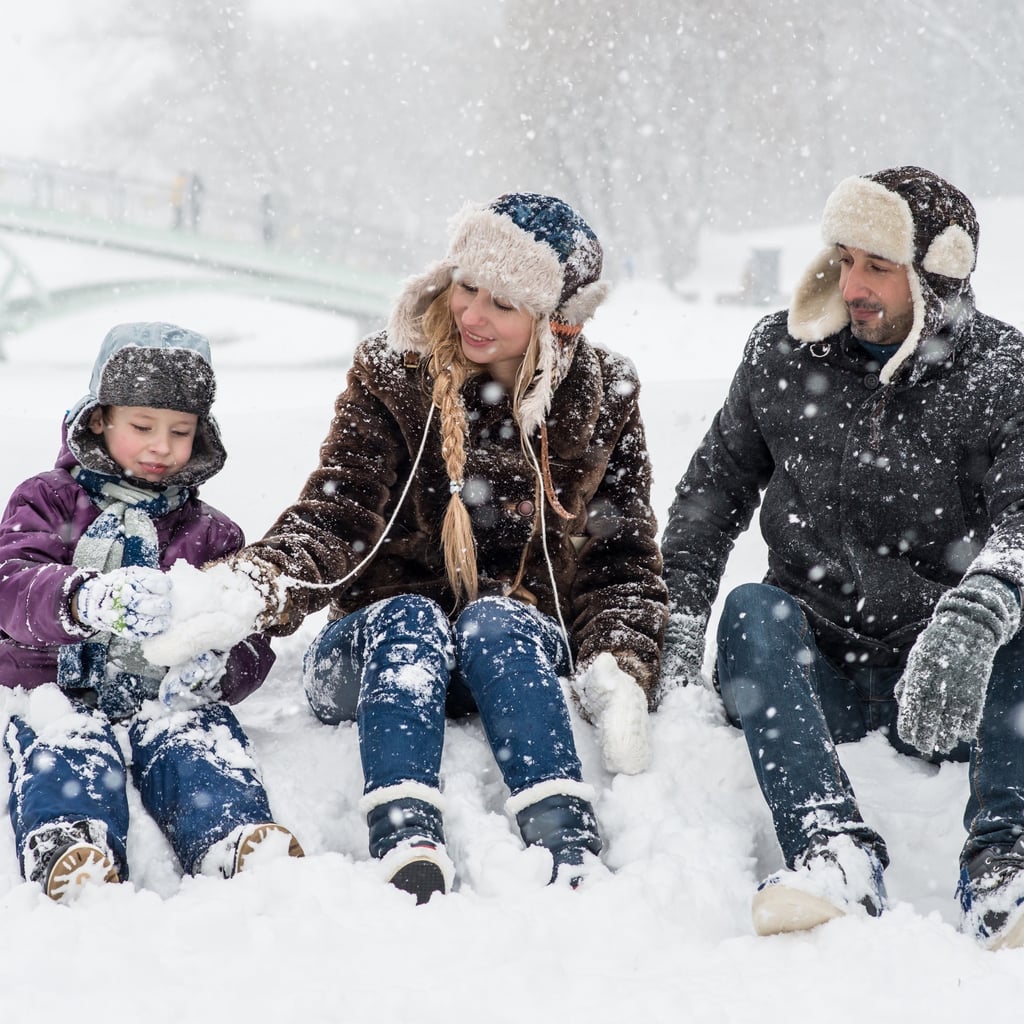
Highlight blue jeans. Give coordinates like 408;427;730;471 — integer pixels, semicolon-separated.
303;594;583;799
5;698;274;878
717;582;1024;869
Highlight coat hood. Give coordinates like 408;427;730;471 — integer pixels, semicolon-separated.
788;166;979;384
64;322;227;487
387;193;609;433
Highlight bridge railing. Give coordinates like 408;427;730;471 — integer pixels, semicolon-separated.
0;155;412;275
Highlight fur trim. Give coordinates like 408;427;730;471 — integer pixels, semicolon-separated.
923;224;976;279
358;781;447;816
559;279;610;325
448;204;567;314
879;267;926;385
788;248;848;343
821;175;915;264
505;778;596;818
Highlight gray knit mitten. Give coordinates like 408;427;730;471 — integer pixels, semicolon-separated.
896;574;1020;755
660;610;708;690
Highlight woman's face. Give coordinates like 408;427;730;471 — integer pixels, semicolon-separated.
449;280;534;388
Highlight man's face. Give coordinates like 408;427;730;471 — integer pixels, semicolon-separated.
837;244;915;346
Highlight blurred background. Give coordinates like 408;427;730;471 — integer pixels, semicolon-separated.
2;0;1020;290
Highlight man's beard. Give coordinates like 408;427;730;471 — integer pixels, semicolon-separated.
848;303;915;346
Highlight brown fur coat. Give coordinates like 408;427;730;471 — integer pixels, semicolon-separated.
247;331;667;700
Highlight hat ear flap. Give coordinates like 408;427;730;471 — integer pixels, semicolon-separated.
788;249;848;342
558;280;609;326
388;261;454;354
922;224;976;280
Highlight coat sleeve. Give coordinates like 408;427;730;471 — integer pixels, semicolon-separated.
660;328;774;631
0;475;95;646
570;370;668;704
238;342;411;634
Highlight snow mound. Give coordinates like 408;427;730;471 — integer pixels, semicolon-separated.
142;560;263;665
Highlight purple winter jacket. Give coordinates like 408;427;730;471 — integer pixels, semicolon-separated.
0;440;274;703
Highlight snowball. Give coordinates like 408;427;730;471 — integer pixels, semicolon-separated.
141;560;264;666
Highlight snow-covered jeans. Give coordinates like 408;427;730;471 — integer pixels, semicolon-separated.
303;594;583;799
5;696;274;879
717;582;1024;871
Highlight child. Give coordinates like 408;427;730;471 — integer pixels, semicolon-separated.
0;322;302;900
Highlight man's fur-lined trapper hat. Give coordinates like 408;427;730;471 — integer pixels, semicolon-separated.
388;192;609;432
788;165;979;383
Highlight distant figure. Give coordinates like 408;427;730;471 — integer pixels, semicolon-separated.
261;192;275;245
170;171;187;230
188;173;205;232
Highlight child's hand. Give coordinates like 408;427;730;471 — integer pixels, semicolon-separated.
159;650;228;709
75;567;172;638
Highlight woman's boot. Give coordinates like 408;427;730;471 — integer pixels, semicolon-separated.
361;783;455;904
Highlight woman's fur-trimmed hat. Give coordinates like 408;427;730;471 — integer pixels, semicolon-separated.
788;166;979;384
65;322;227;487
388;193;609;432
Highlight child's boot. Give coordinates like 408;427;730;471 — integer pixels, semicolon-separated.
24;819;120;902
199;822;305;879
509;783;604;888
362;783;455;904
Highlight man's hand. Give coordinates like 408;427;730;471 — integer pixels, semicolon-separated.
896;574;1020;754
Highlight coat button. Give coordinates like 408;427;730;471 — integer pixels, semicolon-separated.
863;372;880;390
516;499;535;517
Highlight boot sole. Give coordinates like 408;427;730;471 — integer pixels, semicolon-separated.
389;858;446;905
46;843;119;902
987;904;1024;950
235;823;305;874
752;883;844;936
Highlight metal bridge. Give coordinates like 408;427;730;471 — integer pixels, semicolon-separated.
0;156;402;340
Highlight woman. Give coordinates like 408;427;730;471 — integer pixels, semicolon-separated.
226;194;666;901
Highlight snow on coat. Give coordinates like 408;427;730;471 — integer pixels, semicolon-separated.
244;330;668;702
662;305;1024;668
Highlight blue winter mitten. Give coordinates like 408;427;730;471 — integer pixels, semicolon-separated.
159;650;229;709
76;567;172;639
896;574;1021;755
660;609;708;690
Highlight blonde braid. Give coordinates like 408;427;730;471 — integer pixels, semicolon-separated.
423;290;480;602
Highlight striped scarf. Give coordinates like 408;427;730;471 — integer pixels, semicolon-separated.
57;467;189;720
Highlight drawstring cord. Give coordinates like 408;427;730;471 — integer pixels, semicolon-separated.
524;427;575;674
275;403;437;595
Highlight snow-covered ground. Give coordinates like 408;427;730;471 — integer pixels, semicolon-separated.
2;202;1024;1021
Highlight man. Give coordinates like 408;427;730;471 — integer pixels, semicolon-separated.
661;166;1024;949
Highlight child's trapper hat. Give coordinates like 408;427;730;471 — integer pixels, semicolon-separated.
65;322;227;486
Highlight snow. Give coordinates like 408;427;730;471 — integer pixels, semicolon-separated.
141;560;264;667
2;202;1024;1020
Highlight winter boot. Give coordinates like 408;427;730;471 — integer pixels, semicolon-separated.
199;822;305;879
752;832;887;936
510;783;604;888
24;819;120;902
362;784;455;905
959;836;1024;950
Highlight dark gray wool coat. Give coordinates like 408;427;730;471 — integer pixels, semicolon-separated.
662;302;1024;668
247;331;668;699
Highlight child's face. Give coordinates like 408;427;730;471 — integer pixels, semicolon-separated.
90;405;198;484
